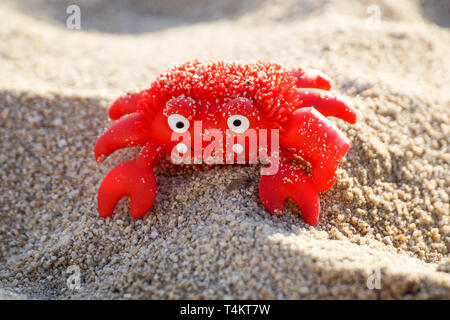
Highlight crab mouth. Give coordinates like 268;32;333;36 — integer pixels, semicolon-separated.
191;146;201;154
174;143;214;156
190;144;244;155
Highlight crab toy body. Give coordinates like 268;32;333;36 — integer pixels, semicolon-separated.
94;61;356;226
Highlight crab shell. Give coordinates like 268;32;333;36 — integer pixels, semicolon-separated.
94;61;357;226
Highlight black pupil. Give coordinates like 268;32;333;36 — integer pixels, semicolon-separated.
233;119;242;127
176;122;184;129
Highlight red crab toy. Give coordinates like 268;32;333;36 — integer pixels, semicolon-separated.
94;61;356;225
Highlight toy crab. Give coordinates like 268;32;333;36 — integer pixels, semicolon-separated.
94;61;356;225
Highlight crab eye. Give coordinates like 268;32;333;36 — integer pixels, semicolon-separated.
227;115;250;133
168;114;190;133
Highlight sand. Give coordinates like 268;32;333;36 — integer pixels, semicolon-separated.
0;0;449;299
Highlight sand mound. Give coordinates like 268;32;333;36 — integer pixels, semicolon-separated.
0;0;449;299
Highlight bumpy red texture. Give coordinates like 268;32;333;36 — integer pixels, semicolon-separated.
94;61;357;226
138;60;305;127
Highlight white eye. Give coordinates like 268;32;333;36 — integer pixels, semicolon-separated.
168;114;190;133
227;115;249;133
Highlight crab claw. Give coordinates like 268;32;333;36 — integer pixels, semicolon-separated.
290;67;332;91
94;113;149;163
259;159;320;226
297;88;357;124
281;107;351;193
97;160;156;219
109;92;142;120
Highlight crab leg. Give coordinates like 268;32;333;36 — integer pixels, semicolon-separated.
97;141;164;218
94;113;149;163
290;67;332;91
108;92;142;120
259;156;320;226
297;88;357;124
281;107;351;193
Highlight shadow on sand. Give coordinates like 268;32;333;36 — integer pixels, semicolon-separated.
419;0;450;28
7;0;266;34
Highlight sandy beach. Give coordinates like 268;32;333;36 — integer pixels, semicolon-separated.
0;0;449;299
